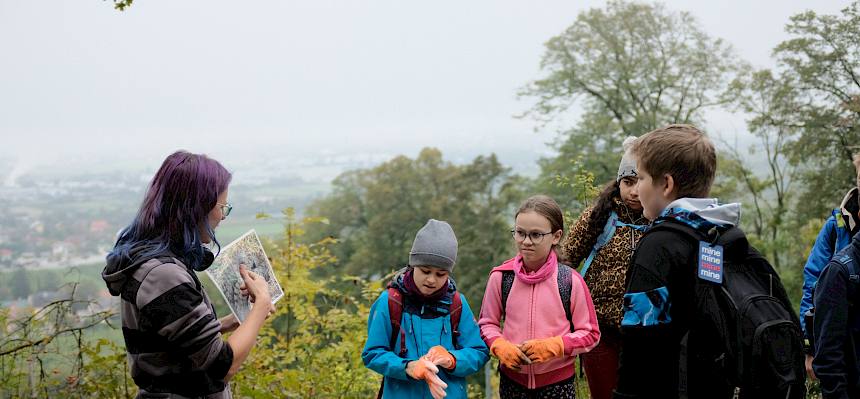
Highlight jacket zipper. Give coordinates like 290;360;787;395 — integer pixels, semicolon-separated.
409;317;421;356
529;283;536;389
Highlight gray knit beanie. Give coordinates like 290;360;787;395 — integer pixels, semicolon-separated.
617;136;638;182
409;219;458;272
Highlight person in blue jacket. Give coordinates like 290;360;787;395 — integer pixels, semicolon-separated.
812;233;860;398
362;219;489;399
802;157;860;379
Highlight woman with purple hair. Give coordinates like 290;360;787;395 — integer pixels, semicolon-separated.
102;150;274;399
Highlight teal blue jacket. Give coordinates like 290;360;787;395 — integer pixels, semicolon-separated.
362;289;489;399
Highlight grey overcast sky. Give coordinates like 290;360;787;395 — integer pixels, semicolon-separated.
0;0;852;176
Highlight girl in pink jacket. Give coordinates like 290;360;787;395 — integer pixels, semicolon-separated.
479;195;600;398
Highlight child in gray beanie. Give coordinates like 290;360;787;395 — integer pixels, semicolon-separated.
362;219;489;399
409;219;459;272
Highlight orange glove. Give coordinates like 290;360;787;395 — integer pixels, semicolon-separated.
406;359;448;399
520;336;565;364
424;345;457;370
490;337;531;371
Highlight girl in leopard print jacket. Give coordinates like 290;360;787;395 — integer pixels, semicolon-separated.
561;136;646;399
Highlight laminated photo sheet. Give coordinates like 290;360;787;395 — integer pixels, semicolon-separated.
205;230;284;323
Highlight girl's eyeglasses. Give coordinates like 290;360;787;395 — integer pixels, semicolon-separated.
511;229;553;244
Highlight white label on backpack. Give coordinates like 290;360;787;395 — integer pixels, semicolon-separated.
698;241;724;284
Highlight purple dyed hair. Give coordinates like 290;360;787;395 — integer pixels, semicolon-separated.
109;150;232;270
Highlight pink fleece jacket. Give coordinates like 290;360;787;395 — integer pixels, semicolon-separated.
479;252;600;389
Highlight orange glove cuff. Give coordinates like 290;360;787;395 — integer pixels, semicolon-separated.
426;345;457;370
489;337;512;358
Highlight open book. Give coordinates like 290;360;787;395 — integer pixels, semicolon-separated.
205;230;284;323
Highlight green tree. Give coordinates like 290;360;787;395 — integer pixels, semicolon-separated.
229;208;380;397
519;0;744;210
721;3;860;315
766;2;860;220
0;285;122;398
306;148;523;308
725;69;801;271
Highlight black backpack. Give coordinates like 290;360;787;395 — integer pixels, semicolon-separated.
651;221;806;399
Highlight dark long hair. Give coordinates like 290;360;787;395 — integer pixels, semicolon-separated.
588;180;621;234
108;151;232;270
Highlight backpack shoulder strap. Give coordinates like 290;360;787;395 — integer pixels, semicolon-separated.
648;220;702;240
377;287;406;399
652;222;755;271
581;211;620;277
500;270;515;318
450;291;463;348
557;263;574;331
386;287;407;357
500;266;574;330
834;249;860;285
848;257;860;284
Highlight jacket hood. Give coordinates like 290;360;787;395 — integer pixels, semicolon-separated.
388;266;458;318
839;187;860;231
389;266;457;295
655;198;741;234
102;242;173;296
